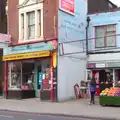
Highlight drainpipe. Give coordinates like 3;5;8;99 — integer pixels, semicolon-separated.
86;16;90;55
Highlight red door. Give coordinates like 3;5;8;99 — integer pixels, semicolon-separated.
92;70;100;96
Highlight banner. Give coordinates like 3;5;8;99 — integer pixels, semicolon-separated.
3;51;50;61
60;0;74;14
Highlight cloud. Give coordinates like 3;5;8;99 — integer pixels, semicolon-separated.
110;0;120;6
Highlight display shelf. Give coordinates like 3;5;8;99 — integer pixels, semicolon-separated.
100;96;120;106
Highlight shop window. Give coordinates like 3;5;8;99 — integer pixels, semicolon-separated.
8;58;51;91
8;62;22;90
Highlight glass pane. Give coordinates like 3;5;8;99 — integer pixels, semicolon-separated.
38;10;41;37
96;27;104;47
106;32;115;47
8;62;22;90
28;12;35;25
28;25;35;39
106;25;115;32
21;14;24;28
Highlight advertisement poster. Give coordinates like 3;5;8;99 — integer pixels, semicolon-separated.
60;0;74;14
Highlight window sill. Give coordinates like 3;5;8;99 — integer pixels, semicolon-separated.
95;46;116;49
18;37;43;44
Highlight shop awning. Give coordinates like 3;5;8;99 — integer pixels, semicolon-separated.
3;51;50;61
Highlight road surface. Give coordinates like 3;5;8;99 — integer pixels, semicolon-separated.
0;110;107;120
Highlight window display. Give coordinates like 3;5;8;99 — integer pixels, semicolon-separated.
8;59;51;91
8;61;35;90
8;62;21;90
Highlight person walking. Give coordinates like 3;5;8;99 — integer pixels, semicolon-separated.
89;76;96;105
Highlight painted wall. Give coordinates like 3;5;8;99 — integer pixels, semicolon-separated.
88;53;120;63
57;0;87;101
88;11;120;51
4;41;57;55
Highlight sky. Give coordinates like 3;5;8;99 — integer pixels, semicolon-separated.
110;0;120;6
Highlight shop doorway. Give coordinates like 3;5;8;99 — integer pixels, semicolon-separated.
22;61;34;90
92;69;113;95
35;58;51;98
92;70;100;96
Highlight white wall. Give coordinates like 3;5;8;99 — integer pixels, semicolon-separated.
88;53;120;62
57;54;86;101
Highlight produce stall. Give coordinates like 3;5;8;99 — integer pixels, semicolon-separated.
100;87;120;106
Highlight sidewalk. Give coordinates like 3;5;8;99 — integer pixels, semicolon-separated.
0;97;119;119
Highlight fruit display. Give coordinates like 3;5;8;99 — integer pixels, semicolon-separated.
100;87;120;96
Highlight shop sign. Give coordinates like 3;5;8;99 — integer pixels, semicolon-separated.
53;52;57;68
3;51;50;61
96;63;106;68
4;40;57;55
106;62;120;68
87;63;96;68
59;0;74;14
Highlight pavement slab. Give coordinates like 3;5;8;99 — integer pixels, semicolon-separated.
0;98;119;119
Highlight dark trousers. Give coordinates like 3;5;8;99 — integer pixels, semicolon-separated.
90;91;95;103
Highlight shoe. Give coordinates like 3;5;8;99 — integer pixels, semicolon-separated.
89;103;91;105
93;101;95;104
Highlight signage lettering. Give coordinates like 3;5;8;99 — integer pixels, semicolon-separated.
3;51;50;61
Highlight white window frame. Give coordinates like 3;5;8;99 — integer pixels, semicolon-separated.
18;3;43;43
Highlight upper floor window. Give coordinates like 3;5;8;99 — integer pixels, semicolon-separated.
27;11;35;39
95;25;116;48
19;3;43;43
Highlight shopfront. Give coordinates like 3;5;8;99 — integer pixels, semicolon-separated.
87;62;120;96
3;41;57;101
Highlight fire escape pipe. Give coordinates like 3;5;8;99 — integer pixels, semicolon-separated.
86;16;91;55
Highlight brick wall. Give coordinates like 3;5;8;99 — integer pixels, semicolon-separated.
8;0;18;44
8;0;58;45
43;0;58;40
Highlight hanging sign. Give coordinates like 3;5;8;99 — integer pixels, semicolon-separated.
60;0;75;14
53;52;57;68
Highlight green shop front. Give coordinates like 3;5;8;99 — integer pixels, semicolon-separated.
3;41;57;101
